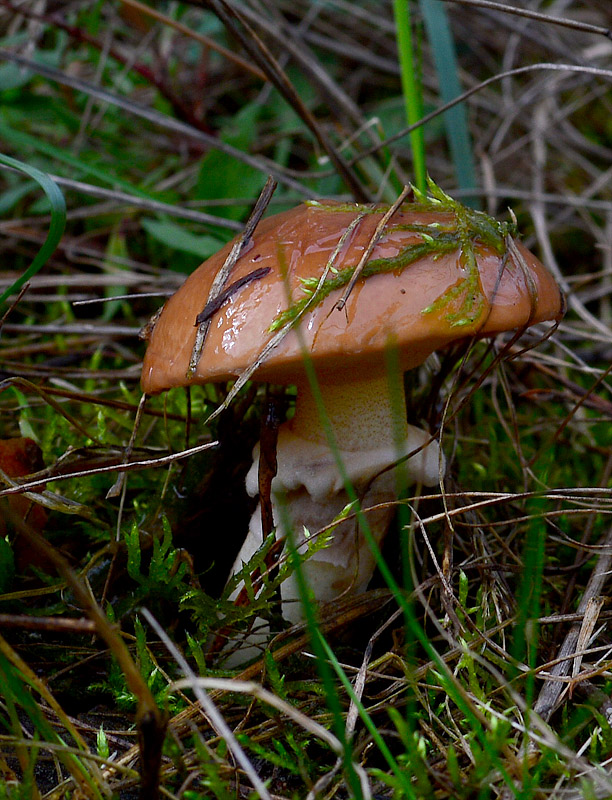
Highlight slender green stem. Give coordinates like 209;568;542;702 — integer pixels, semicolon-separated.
281;505;364;800
0;154;66;307
393;0;427;193
419;0;479;205
318;635;418;799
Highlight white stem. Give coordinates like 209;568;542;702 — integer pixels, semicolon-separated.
224;373;444;661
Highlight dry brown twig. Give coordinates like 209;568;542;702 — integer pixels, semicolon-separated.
534;524;612;721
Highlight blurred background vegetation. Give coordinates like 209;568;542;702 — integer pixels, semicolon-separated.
0;1;611;798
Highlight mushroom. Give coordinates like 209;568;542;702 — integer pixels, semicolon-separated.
141;193;563;637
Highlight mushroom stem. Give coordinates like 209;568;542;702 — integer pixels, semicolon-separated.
234;372;443;630
289;374;409;452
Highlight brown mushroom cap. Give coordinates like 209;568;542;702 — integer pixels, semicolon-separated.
141;201;562;394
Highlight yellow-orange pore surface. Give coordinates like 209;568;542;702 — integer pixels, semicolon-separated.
141;201;562;394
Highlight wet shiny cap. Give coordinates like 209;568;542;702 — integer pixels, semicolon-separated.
141;200;563;394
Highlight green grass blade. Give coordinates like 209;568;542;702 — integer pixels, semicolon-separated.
0;119;164;203
511;498;547;704
418;0;479;206
298;356;518;795
286;323;518;794
393;0;427;193
281;507;365;800
0;153;66;307
318;635;418;799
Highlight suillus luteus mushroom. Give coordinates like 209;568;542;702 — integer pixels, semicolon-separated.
141;187;563;658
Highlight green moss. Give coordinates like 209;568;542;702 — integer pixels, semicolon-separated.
271;179;516;332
